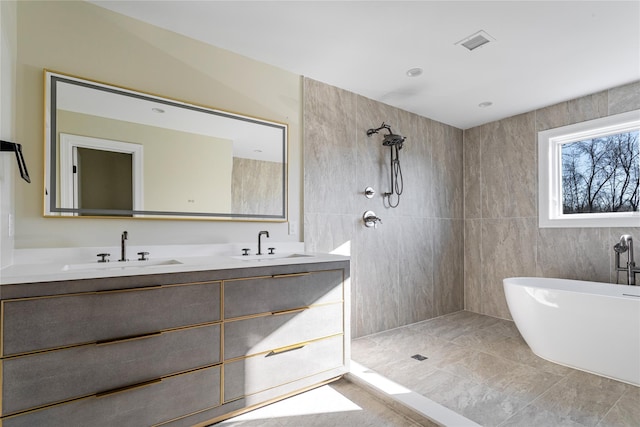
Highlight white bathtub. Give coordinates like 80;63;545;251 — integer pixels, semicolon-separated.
503;277;640;386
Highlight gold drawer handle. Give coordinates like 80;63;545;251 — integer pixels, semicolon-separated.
95;378;162;398
95;331;162;346
270;272;311;279
271;306;309;316
94;285;163;294
267;341;310;356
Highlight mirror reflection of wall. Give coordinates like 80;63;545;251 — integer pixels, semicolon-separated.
57;110;234;214
232;158;283;215
46;71;287;220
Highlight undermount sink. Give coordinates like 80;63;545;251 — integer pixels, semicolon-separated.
231;253;314;261
62;259;183;271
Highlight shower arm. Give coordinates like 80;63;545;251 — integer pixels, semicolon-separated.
366;123;392;137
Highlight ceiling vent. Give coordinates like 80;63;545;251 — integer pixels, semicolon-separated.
456;30;495;51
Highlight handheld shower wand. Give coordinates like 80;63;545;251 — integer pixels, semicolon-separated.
366;122;405;208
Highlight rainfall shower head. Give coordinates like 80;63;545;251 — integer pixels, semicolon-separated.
366;122;405;149
383;133;405;147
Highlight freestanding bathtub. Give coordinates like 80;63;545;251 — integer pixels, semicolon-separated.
503;277;640;386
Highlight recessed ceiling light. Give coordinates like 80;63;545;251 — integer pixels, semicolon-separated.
478;101;493;108
151;107;165;113
406;67;423;77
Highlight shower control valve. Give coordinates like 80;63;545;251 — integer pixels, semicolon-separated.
364;187;375;199
363;211;382;229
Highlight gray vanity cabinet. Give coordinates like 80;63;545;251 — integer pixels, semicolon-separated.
222;269;346;405
2;281;220;356
0;280;222;426
0;260;350;427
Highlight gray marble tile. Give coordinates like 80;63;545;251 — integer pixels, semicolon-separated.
463;125;482;219
488;363;564;405
431;121;463;219
409;310;503;341
354;217;401;337
537;227;610;283
303;78;357;215
303;213;357;255
567;90;609;124
397;218;436;325
481;218;537;320
440;350;521;384
536;101;572;132
415;369;529;427
464;219;482;313
396;110;432;216
608;80;640;115
597;386;640;427
451;326;513;352
351;336;406;369
480;335;573;377
500;404;590;427
531;370;631;427
304;213;358;337
433;218;464;316
481;112;536;219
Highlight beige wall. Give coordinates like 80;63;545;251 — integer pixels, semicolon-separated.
15;1;301;248
464;81;640;320
58;110;233;213
303;78;464;338
0;0;18;268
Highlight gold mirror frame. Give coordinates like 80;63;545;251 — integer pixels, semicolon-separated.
44;70;288;221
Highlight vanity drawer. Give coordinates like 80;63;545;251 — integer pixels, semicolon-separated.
224;303;343;360
1;281;221;356
223;334;344;402
1;366;221;427
224;269;343;319
2;323;220;416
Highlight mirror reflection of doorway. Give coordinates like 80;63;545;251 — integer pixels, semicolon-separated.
75;148;133;215
59;133;144;216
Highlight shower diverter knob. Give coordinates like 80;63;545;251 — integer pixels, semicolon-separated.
363;211;382;228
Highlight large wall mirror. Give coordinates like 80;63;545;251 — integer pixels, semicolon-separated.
44;70;287;220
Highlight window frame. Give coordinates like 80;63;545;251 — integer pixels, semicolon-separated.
538;109;640;228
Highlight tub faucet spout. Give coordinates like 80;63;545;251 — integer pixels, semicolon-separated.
614;234;639;285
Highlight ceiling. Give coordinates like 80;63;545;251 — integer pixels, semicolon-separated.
89;1;640;129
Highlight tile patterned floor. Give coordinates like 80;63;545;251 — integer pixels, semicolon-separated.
351;310;640;427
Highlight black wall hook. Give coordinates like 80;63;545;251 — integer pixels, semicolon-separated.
0;140;31;183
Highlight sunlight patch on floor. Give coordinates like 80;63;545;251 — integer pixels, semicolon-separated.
216;384;362;424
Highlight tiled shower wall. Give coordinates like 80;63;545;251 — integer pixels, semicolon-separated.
303;78;464;339
464;81;640;320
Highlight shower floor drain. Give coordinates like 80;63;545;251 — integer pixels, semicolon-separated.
411;354;428;361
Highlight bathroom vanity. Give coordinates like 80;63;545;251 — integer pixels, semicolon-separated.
0;253;350;426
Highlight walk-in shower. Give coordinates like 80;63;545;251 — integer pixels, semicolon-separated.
366;123;405;208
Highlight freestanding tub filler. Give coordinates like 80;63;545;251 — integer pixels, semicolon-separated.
503;277;640;386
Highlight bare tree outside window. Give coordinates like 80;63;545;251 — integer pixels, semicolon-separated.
561;131;639;214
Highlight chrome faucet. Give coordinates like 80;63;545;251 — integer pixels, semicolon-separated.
257;230;269;255
614;234;639;285
119;231;128;262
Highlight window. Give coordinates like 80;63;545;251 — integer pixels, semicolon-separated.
538;109;640;228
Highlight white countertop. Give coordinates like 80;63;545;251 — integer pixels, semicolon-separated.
1;243;350;285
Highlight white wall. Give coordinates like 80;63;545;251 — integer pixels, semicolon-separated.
0;0;17;267
14;1;302;249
